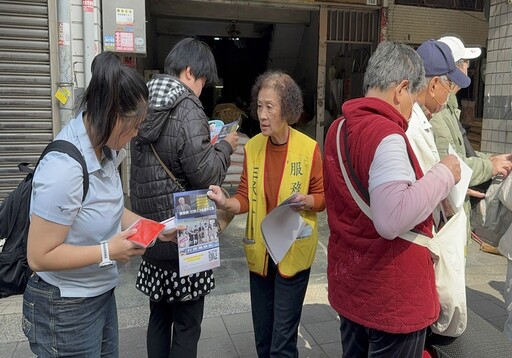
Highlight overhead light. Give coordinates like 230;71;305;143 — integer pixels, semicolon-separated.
214;37;221;41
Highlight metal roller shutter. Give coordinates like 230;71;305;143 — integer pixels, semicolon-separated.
0;0;54;202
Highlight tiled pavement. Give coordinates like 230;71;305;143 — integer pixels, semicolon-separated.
1;211;510;357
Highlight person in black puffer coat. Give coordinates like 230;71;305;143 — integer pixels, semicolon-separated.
130;38;239;358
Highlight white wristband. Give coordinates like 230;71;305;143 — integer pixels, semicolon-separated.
99;241;113;267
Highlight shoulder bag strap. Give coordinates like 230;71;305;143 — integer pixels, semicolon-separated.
335;119;434;251
150;143;186;192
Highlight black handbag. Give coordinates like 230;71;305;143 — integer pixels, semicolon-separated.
469;178;492;208
150;144;234;233
143;239;179;270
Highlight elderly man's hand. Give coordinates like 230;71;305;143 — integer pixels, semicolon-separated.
490;153;512;176
440;154;461;183
467;188;486;198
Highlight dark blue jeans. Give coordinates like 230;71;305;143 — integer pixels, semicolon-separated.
22;274;118;357
249;261;310;358
339;315;427;358
146;296;204;358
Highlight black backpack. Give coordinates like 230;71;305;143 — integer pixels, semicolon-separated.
0;140;89;298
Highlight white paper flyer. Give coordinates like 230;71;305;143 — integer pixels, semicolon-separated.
260;194;309;264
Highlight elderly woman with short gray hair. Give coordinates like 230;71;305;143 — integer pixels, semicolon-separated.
208;70;325;357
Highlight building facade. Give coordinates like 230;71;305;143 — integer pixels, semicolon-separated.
480;0;512;154
0;0;493;201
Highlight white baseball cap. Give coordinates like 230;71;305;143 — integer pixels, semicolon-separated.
438;36;481;62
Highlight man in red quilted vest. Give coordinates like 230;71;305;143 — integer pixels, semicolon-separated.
323;42;461;357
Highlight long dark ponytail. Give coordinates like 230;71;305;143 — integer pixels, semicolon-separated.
81;52;148;148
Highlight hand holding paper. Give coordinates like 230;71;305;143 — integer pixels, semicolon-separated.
284;193;311;212
440;153;461;184
160;217;176;234
260;194;310;264
157;217;180;243
209;119;240;145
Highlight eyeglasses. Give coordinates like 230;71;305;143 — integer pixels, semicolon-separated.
439;78;456;93
457;59;470;70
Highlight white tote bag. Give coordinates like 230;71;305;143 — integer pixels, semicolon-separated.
402;210;468;337
335;119;468;337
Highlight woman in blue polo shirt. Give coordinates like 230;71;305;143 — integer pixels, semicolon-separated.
22;52;153;357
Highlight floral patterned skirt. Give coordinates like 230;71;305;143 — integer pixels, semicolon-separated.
135;259;214;303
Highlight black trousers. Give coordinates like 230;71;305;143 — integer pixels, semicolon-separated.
250;262;311;358
339;315;427;358
146;296;205;358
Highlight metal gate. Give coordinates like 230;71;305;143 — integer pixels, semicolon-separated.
315;6;380;149
0;0;55;202
327;8;379;74
327;9;379;45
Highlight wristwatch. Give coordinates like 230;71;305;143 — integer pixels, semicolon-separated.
99;241;114;267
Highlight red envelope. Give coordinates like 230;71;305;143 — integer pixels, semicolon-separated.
126;218;165;248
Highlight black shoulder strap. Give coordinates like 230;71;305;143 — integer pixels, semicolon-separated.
342;121;370;202
37;140;89;202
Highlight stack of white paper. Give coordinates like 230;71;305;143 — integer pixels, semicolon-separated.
447;144;473;213
261;194;307;264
